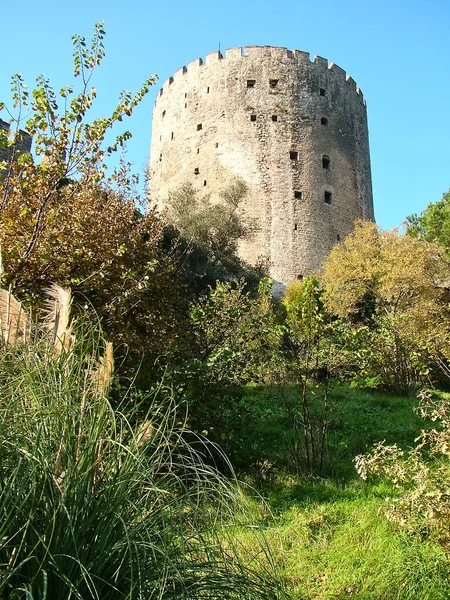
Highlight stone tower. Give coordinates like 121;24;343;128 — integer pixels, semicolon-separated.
149;46;374;289
0;119;32;165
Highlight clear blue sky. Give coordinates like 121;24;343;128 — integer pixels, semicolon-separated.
1;0;448;229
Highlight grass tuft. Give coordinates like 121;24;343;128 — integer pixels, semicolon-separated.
0;313;286;599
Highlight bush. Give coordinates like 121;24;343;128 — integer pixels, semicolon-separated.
0;289;286;599
355;389;450;552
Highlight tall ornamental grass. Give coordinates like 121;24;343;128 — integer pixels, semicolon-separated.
0;287;284;599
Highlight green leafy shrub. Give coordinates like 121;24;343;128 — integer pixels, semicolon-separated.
355;389;450;552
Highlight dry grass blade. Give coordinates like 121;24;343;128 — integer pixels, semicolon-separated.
0;288;29;346
136;420;156;447
91;342;114;396
44;284;73;354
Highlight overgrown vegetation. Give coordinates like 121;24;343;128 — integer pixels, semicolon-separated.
0;286;285;599
2;22;450;600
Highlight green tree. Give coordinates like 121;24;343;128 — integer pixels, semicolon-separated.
322;220;450;392
281;278;335;474
406;189;450;253
165;178;253;275
183;278;282;436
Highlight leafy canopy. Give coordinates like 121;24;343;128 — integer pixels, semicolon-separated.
407;189;450;253
322;220;450;391
0;23;186;357
166;178;251;267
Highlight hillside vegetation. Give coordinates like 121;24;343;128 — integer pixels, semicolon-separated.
1;23;450;599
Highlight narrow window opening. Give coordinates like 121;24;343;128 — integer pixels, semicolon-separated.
194;167;199;175
290;151;298;161
197;148;200;154
247;79;256;88
185;93;187;98
185;103;187;108
250;114;257;122
294;191;303;200
269;79;279;88
162;110;166;118
337;234;340;241
215;142;219;148
203;180;207;186
272;115;278;122
294;223;298;231
322;155;330;169
207;86;210;93
320;88;326;96
159;153;162;162
171;132;174;140
197;123;202;131
324;191;332;204
321;117;328;125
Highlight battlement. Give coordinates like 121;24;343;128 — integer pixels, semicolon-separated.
149;43;373;287
155;46;366;103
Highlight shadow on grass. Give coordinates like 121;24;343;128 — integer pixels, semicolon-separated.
220;383;426;486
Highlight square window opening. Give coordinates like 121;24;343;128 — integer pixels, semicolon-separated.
250;114;257;122
269;79;279;88
320;88;326;96
272;115;278;122
294;191;303;200
247;79;256;88
197;123;202;131
290;151;298;160
321;117;328;125
194;167;200;175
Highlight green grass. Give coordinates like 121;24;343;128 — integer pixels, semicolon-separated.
217;383;450;599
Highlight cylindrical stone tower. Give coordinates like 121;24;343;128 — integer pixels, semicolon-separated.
149;46;374;288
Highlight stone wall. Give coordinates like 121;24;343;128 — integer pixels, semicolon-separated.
0;118;32;164
149;46;374;289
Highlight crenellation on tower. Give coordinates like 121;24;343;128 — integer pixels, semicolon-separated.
205;51;223;64
345;75;357;91
149;45;374;288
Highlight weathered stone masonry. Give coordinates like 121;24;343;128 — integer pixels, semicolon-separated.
149;46;374;288
0;119;32;164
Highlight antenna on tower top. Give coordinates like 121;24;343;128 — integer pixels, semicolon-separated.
218;42;222;57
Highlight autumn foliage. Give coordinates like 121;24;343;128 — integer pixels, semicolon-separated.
0;23;185;357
